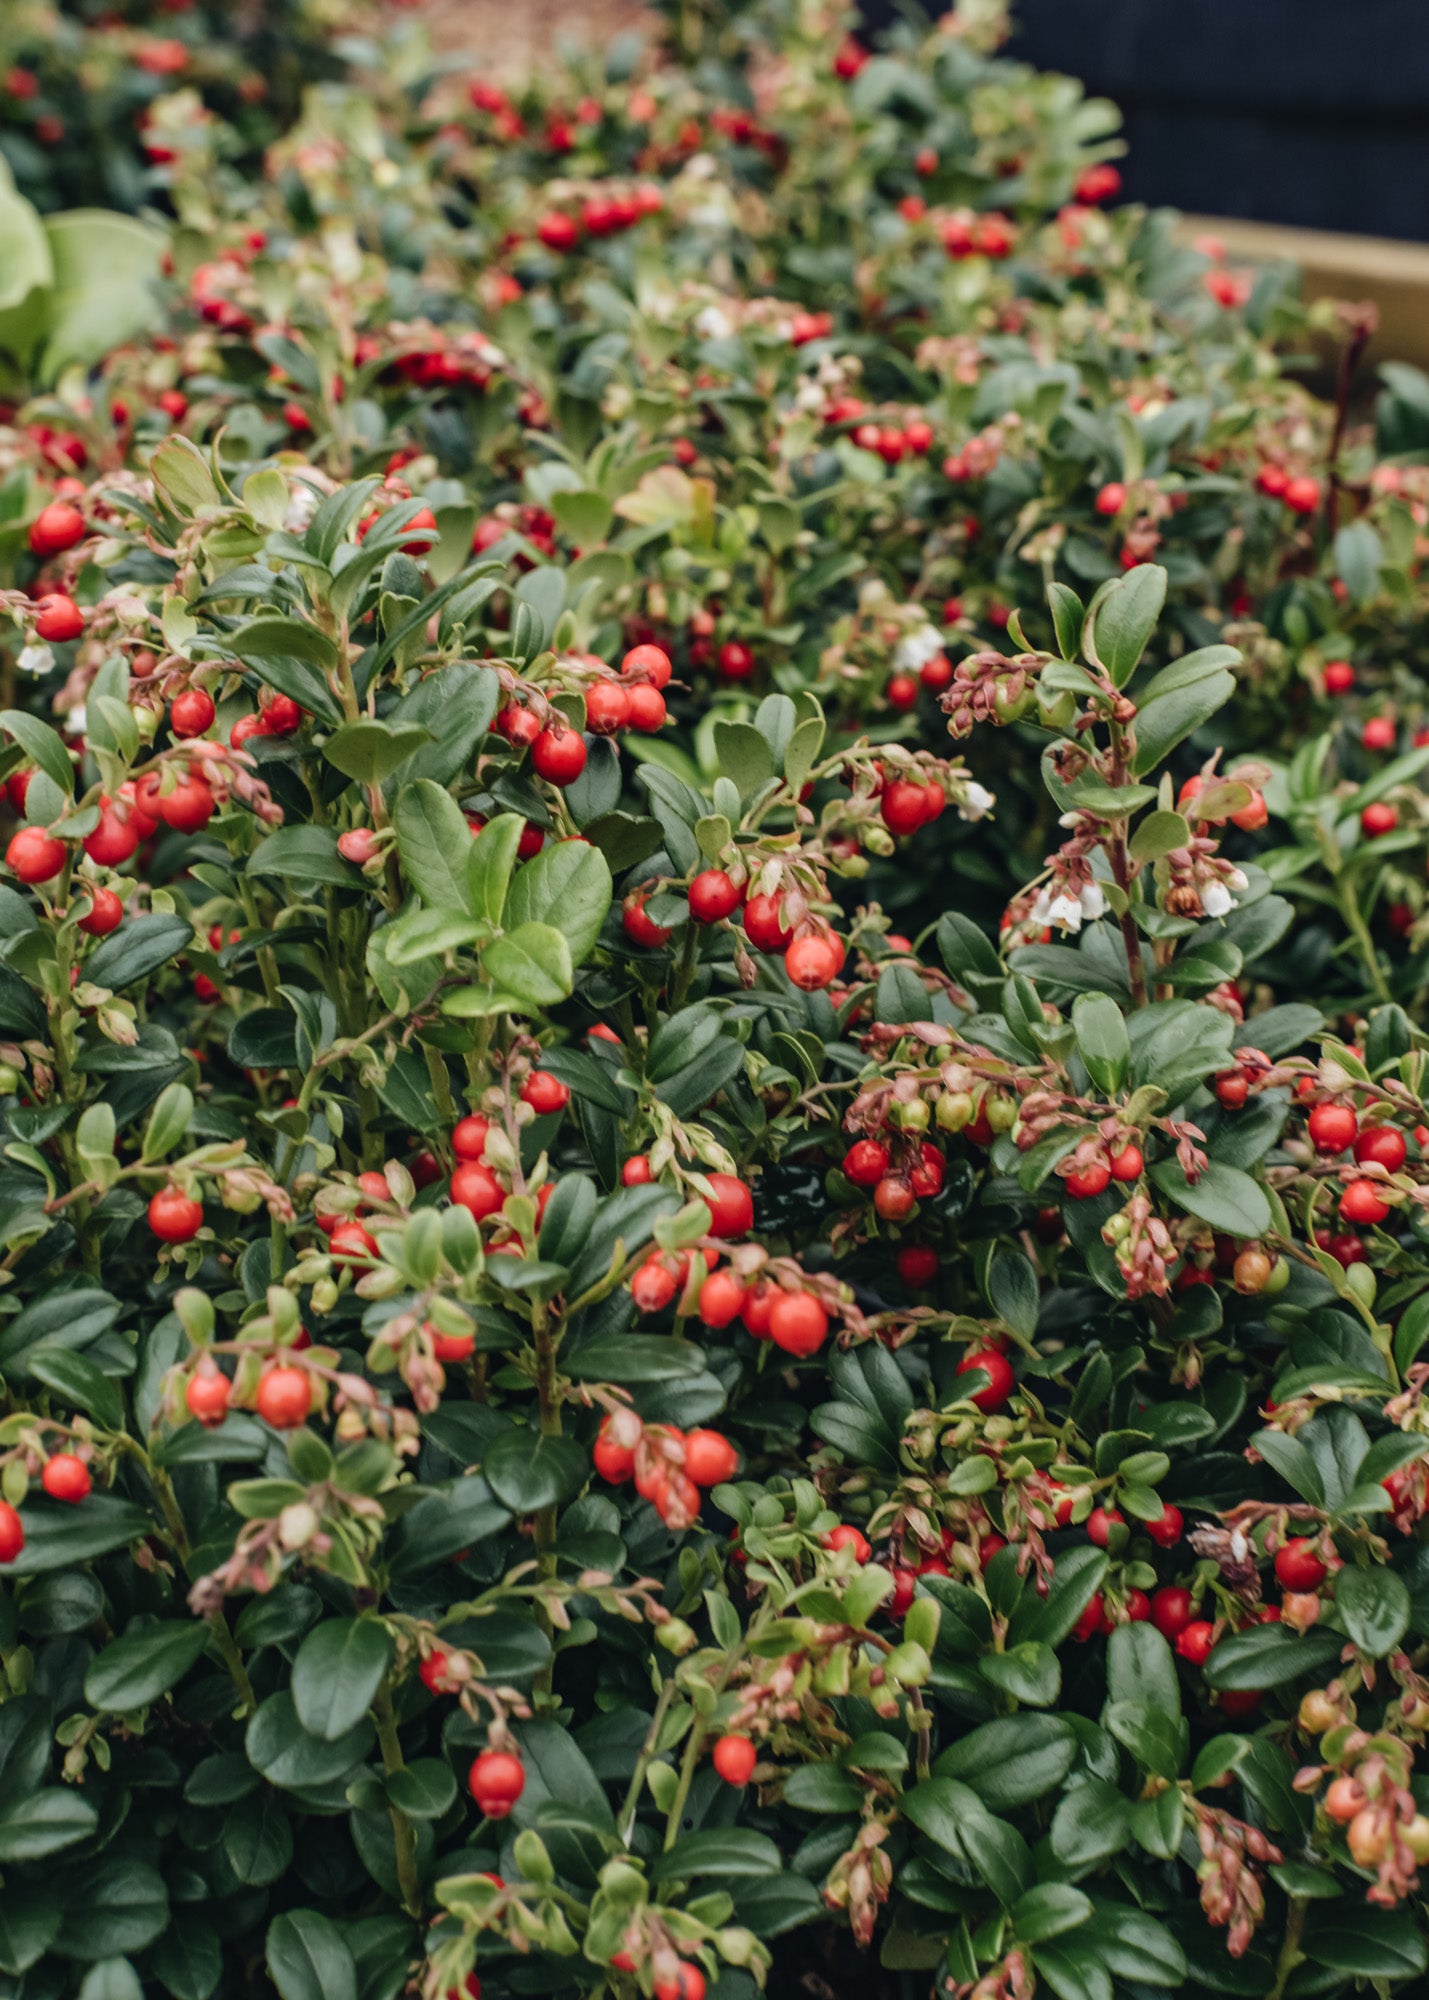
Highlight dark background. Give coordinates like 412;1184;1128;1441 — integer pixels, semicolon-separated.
864;0;1429;241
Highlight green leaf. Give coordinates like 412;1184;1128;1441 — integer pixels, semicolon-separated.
484;1431;588;1513
0;709;73;797
266;1912;357;2000
1;1493;152;1574
1051;1781;1133;1870
26;1347;123;1430
1335;1566;1410;1658
0;1788;98;1861
986;1246;1039;1342
291;1619;393;1741
650;1828;782;1881
980;1641;1060;1708
934;1714;1078;1809
467;813;525;925
323;720;435;785
40;210;166;383
1204;1623;1345;1691
248;824;364;896
245;1692;373;1790
394;779;476;913
503;838;613;963
0;1884;59;1974
1129;809;1190;866
85;1619;211;1711
1306;1910;1426;1979
782;1763;866;1813
1011;1884;1091;1944
1071;991;1129;1095
483;922;573;1008
85;914;194;992
1131;671;1237;776
900;1777;1031;1907
149;436;220;516
1149;1158;1270;1236
712;719;775;798
1092;564;1166;687
1105;1621;1180;1717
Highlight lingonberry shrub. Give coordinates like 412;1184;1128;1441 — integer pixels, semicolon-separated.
3;4;1429;2000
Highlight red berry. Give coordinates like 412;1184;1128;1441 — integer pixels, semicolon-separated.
157;774;215;833
881;780;931;837
620;643;672;688
631;1260;678;1313
1284;475;1321;515
1213;1071;1249;1109
622;1156;653;1186
689;869;741;923
329;1220;378;1262
823;1524;871;1563
654;1966;705;2000
699;1269;746;1328
1274;1538;1327;1591
843;1139;890;1186
1339;1179;1390;1227
885;673;919;711
1107;1144;1143;1182
1124;1589;1151;1623
169;688;216;738
768;1290;828;1357
1095;481;1126;515
1146;1504;1184;1549
1086;1506;1124;1548
785;933;840;990
337;828;379;866
874;1176;916;1222
956;1347;1014;1412
429;1322;475;1364
83;797;139;868
41;1453;91;1503
497;704;541;746
703;1173;754;1238
451;1116;490;1161
684;1430;738;1486
0;1502;24;1563
712;1734;756;1786
34;594;84;643
531;727;587;785
625;683;667;732
584;682;630;734
468;1749;525;1818
743;893;792;953
1150;1586;1194;1640
896;1243;939;1288
521;1071;570;1115
593;1418;636;1484
1362;716;1396;752
78;887;124;936
1361;802;1398;838
1308;1103;1357;1153
1064;1161;1111;1200
149;1186;202;1242
186;1367;230;1428
1354;1126;1407;1172
7;826;67;884
622;889;673;948
1323;660;1354;695
1175;1620;1215;1665
717;640;754;680
1072;1594;1104;1642
255;1365;311;1429
420;1650;451;1695
537;212;580;251
451;1163;505;1219
28;501;86;556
